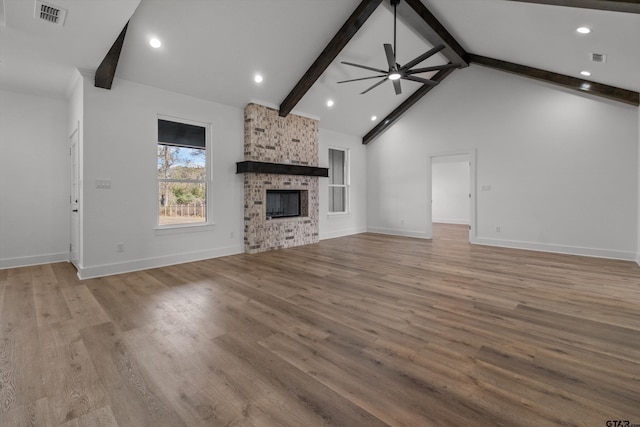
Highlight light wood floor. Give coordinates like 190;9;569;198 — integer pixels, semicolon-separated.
2;224;640;426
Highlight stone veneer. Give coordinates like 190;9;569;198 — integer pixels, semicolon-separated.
243;103;319;254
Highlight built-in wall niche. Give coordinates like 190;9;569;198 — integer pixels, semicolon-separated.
266;189;308;220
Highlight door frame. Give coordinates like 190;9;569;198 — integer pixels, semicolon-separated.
426;149;477;243
69;123;81;268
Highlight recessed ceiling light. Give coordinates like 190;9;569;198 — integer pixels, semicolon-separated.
580;70;591;77
149;38;162;48
371;115;377;121
254;74;263;83
326;99;334;107
576;27;591;34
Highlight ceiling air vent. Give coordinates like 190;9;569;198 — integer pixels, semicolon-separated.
590;53;607;63
35;1;67;26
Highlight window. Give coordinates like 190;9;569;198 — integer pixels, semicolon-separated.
157;118;209;227
328;148;349;214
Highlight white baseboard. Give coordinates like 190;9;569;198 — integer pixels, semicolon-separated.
366;227;430;239
474;237;637;261
320;226;367;240
432;219;469;225
0;252;69;270
636;253;640;266
77;245;244;279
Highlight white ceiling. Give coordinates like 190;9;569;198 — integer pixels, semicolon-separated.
426;0;640;93
0;0;140;97
1;0;638;137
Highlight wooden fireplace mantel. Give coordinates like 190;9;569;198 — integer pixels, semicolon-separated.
236;161;329;177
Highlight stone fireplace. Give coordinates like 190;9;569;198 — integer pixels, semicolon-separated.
239;103;327;254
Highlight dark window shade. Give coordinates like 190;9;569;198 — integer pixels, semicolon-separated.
158;119;206;149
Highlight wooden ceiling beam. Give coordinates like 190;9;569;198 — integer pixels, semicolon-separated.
362;67;455;145
278;0;383;117
393;0;468;66
468;54;640;106
362;0;468;144
95;22;129;90
506;0;640;14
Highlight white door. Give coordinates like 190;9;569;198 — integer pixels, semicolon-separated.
70;128;80;267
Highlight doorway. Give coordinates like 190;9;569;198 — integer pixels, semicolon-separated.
427;150;476;242
69;126;80;268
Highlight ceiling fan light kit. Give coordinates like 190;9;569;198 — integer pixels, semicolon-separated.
338;0;460;95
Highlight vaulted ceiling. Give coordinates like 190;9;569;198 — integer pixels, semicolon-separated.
1;0;638;143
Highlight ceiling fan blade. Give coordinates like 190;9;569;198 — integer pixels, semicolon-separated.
337;75;388;84
406;63;459;74
360;78;388;95
392;78;402;95
384;43;396;70
403;75;440;86
341;61;388;74
400;44;446;71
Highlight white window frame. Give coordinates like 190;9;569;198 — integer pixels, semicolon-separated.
155;115;213;231
328;147;350;215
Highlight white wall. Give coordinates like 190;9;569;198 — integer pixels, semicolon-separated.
0;89;70;268
637;105;640;265
319;128;367;239
78;76;245;278
367;64;639;260
432;155;470;224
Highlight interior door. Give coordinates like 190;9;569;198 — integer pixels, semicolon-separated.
70;128;80;267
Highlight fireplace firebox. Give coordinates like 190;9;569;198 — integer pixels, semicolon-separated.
266;190;305;219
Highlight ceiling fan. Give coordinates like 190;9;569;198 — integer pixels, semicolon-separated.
338;0;459;95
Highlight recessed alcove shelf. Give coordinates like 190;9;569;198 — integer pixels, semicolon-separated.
236;160;328;177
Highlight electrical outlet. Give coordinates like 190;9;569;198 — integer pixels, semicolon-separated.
116;242;125;253
495;226;501;232
400;219;405;225
230;231;234;239
96;179;112;189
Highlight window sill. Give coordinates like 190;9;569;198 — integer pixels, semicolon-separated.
154;222;216;236
327;212;350;218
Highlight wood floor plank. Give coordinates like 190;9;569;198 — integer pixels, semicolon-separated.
58;405;119;427
39;318;109;424
0;397;51;427
214;332;389;427
2;224;640;425
79;322;186;427
61;284;111;328
33;265;73;327
51;262;81;286
0;270;45;415
0;323;45;415
122;325;242;427
2;269;36;328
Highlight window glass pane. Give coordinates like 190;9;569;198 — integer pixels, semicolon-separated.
158;145;206;180
329;149;345;185
158;182;206;226
329;187;346;213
